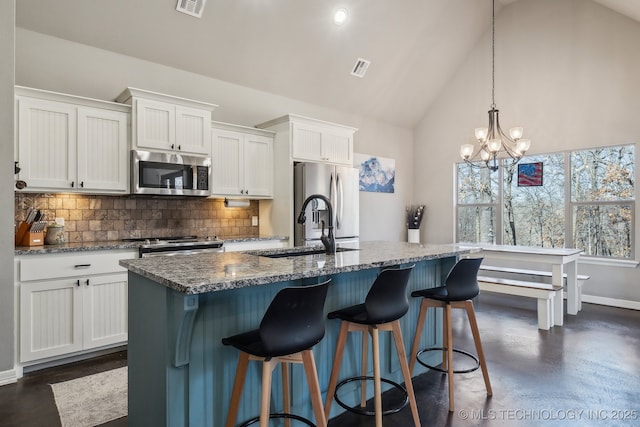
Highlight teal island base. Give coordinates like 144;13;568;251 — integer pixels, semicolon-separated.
127;256;458;426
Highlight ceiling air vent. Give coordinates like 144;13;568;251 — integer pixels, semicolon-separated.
176;0;207;18
350;58;371;78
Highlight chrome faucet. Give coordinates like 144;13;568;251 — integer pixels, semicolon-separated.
297;194;336;254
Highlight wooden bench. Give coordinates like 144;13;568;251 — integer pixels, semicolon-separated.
477;275;563;330
479;265;590;310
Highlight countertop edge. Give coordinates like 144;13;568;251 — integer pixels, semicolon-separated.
14;236;289;255
120;243;477;294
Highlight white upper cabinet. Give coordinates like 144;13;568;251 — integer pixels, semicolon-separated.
211;122;274;198
258;114;357;166
15;87;129;194
117;87;217;156
77;107;128;192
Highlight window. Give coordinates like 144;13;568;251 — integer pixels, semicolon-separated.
456;144;635;259
570;146;635;258
456;165;498;243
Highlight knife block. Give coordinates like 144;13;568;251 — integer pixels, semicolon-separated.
15;221;45;247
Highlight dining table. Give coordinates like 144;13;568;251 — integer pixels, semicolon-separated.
473;244;584;318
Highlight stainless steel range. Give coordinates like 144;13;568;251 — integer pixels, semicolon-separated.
124;235;224;257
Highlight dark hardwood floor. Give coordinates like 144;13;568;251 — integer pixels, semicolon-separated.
1;293;639;426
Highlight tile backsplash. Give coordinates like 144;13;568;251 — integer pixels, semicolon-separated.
15;193;259;243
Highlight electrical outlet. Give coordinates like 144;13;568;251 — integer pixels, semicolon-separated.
252;216;258;226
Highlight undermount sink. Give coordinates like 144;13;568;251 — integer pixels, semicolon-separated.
260;247;359;259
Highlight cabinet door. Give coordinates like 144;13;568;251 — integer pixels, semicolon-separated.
20;279;83;362
211;129;243;196
243;134;273;197
77;107;129;192
17;97;77;190
291;123;323;162
322;131;353;166
82;273;128;349
135;98;175;150
176;106;210;155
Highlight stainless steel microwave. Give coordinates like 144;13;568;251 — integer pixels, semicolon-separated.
131;150;211;196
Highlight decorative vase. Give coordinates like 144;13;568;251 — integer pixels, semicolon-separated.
45;225;66;245
408;229;420;243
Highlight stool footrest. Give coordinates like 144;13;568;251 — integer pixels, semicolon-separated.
333;375;409;416
416;347;480;374
239;412;315;427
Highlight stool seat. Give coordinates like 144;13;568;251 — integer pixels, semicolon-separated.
222;281;330;427
409;257;492;412
324;265;421;427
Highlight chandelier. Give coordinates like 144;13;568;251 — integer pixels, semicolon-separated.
459;0;530;172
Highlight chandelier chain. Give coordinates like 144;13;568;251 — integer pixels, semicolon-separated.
491;0;496;109
459;0;530;172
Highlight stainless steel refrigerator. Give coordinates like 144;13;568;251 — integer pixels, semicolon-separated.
294;162;359;247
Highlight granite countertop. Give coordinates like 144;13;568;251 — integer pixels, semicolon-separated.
119;241;477;295
14;235;289;256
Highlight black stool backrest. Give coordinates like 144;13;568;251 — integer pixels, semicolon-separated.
260;280;331;356
365;265;415;324
444;258;483;301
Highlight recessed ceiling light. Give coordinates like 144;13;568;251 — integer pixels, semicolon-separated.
334;8;348;25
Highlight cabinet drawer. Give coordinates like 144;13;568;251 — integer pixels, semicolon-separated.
18;250;137;282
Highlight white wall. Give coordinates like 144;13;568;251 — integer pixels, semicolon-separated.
15;28;414;243
0;0;16;379
414;0;640;304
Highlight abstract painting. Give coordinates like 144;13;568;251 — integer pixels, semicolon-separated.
354;153;395;193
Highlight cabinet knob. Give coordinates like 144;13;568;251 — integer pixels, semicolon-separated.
76;279;80;287
80;181;84;188
71;181;75;188
178;145;181;150
85;279;90;286
171;144;175;149
245;190;249;195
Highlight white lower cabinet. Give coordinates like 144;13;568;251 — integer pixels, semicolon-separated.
17;250;135;364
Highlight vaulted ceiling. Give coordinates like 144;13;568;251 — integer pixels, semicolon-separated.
15;0;640;128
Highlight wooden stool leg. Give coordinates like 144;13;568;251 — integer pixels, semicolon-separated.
442;304;449;370
259;359;277;427
391;321;421;427
465;301;493;396
360;327;369;408
301;350;328;427
445;304;455;412
409;299;429;373
324;321;349;419
371;326;383;427
225;352;250;427
281;361;291;427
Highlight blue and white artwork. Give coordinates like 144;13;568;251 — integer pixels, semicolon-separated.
355;153;395;193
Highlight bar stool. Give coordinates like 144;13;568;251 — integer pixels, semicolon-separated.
222;280;330;427
408;257;492;412
324;265;420;427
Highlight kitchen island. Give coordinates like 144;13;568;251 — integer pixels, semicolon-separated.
120;242;475;427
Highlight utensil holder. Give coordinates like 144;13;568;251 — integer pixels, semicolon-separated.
15;221;46;246
20;231;45;246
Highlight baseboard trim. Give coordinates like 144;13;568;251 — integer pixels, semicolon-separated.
582;294;640;311
0;368;18;386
